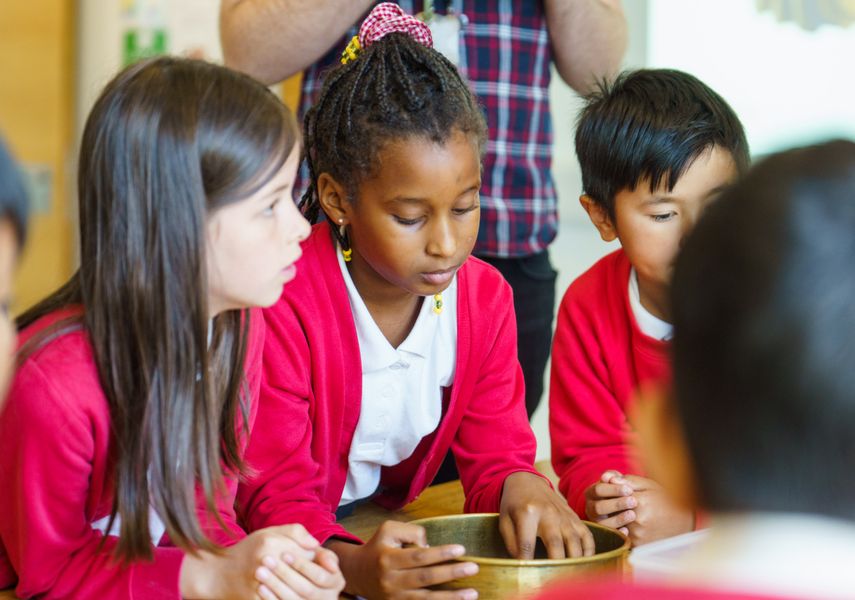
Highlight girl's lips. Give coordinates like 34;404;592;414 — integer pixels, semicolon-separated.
281;264;297;283
421;267;457;286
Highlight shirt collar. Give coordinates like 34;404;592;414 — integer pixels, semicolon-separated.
337;246;451;372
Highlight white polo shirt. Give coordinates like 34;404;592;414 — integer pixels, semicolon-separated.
629;268;673;341
337;249;458;506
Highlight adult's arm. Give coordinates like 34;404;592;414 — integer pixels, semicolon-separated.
543;0;628;95
219;0;375;84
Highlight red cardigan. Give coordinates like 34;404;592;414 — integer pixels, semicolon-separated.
237;222;542;544
0;307;264;599
549;249;671;517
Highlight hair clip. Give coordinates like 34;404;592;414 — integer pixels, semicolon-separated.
341;36;362;64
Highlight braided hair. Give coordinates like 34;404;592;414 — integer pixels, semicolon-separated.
300;32;487;250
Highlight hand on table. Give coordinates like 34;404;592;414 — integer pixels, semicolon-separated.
585;470;694;546
329;520;479;599
499;471;595;559
180;524;344;599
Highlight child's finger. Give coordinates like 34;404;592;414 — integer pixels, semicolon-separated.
259;554;324;599
596;509;637;530
270;523;320;551
600;470;624;483
566;519;596;558
592;482;634;500
537;518;568;559
284;551;342;589
255;561;301;600
314;547;340;573
257;583;296;600
507;509;540;559
394;543;466;569
621;474;658;491
590;495;637;517
375;520;429;548
390;562;479;590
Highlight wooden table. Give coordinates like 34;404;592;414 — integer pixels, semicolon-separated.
0;462;559;599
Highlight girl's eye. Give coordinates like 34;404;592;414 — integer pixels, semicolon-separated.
453;204;479;216
393;215;422;226
651;212;676;222
262;199;280;217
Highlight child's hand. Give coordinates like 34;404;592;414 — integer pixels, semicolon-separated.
329;520;479;599
584;469;639;536
179;523;341;599
616;474;694;546
499;471;595;559
255;544;345;600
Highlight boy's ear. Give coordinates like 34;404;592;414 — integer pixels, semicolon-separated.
317;173;351;225
580;195;618;242
631;384;700;511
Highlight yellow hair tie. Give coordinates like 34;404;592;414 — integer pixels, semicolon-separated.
341;36;362;64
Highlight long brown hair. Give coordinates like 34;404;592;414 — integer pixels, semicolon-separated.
17;57;297;560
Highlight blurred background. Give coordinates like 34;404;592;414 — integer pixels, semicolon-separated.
1;0;852;458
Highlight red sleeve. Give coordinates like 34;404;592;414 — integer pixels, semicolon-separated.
549;287;636;518
0;362;184;600
454;277;550;514
236;303;359;545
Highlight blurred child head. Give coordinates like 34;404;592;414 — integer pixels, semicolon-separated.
300;5;487;299
575;69;748;320
640;139;855;520
0;138;29;401
18;56;308;559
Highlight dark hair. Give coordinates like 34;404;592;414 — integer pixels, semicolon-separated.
575;69;749;220
299;32;486;245
17;57;298;560
0;137;29;249
671;139;855;520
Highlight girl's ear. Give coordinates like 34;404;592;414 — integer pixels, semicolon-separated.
317;173;351;225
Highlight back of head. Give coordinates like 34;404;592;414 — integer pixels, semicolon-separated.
671;139;855;519
300;17;487;224
0;138;28;249
575;69;749;218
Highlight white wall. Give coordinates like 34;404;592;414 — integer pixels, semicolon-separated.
647;0;855;155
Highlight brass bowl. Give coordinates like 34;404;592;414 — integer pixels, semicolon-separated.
410;513;629;599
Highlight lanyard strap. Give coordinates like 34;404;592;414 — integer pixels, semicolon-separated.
423;0;434;21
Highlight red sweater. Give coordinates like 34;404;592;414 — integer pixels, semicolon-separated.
549;249;671;517
237;222;542;544
0;307;264;599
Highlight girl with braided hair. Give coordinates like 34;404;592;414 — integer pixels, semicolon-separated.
238;5;593;598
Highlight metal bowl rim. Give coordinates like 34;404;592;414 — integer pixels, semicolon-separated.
409;513;630;567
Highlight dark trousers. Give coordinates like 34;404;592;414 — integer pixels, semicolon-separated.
432;249;558;484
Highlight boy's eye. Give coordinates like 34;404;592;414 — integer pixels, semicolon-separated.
650;212;676;222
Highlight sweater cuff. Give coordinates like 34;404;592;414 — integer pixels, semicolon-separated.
316;523;362;546
130;547;184;600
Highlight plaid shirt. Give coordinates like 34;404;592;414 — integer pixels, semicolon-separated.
298;0;557;258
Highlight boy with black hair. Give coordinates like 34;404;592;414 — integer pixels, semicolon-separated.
550;69;748;546
540;139;855;598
